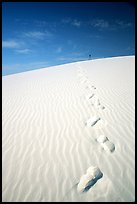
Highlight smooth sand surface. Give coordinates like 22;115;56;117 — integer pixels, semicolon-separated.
2;56;135;202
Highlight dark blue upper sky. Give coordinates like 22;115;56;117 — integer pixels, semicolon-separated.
2;2;135;75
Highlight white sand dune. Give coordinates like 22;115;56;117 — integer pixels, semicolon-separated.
2;56;135;202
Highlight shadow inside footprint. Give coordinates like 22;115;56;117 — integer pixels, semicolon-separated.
101;141;115;153
77;166;103;193
83;172;103;192
86;116;101;127
91;85;96;89
96;135;115;153
86;93;95;101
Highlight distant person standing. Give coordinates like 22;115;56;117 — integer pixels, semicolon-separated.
89;54;91;60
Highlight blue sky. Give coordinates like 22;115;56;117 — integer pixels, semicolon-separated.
2;2;135;75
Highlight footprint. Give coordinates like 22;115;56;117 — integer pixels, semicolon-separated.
95;98;101;106
89;95;98;106
91;85;96;89
86;93;94;100
96;135;108;143
86;84;96;90
85;84;91;89
93;96;105;110
101;141;115;153
77;166;103;193
86;116;101;127
85;88;105;110
98;105;105;110
94;118;108;129
97;104;105;110
96;135;115;153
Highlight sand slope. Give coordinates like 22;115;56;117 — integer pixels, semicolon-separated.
2;56;135;202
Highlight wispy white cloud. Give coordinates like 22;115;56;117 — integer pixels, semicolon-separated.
34;20;57;31
24;31;52;40
90;19;109;29
2;40;31;55
24;31;45;39
115;20;132;28
61;18;71;24
62;18;81;27
71;19;81;27
95;19;109;28
16;49;32;54
2;40;20;48
89;18;133;31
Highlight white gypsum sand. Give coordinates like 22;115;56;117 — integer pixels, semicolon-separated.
2;56;135;202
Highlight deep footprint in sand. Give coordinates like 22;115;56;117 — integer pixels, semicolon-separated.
86;93;95;100
96;135;115;153
95;98;101;106
96;103;105;110
91;85;96;89
77;166;103;193
86;116;101;127
86;84;96;90
91;96;105;110
99;105;105;110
